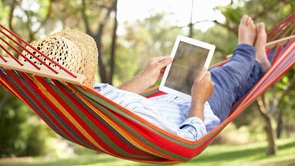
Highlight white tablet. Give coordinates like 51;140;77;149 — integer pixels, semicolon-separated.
159;35;215;100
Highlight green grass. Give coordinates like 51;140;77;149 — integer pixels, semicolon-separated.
1;137;294;166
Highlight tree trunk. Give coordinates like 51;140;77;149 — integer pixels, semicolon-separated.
261;112;277;155
256;97;277;155
276;110;283;139
96;27;109;83
81;0;116;83
188;0;194;38
8;0;17;32
109;0;118;84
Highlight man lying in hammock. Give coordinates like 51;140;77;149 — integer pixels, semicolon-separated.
94;15;271;141
20;15;271;141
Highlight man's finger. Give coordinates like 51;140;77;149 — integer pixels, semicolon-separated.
198;70;210;80
158;57;173;67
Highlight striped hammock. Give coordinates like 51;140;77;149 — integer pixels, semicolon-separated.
0;13;295;164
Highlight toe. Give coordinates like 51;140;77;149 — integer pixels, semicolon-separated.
257;23;266;35
246;17;253;26
241;15;248;24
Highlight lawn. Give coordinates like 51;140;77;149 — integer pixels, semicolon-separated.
0;137;294;166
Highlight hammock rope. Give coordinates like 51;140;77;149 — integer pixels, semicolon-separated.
0;13;295;163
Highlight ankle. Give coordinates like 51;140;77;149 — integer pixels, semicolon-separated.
259;60;271;72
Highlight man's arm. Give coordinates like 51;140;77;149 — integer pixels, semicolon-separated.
117;57;173;93
188;69;214;121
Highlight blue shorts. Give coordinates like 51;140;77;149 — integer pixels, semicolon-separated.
208;44;264;122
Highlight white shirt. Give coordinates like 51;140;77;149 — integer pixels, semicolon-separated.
94;83;220;141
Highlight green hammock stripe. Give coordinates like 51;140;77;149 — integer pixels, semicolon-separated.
42;79;158;160
0;70;77;143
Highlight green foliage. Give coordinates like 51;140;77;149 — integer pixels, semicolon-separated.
0;89;29;157
0;89;54;157
20;117;55;156
222;4;243;24
203;26;237;62
0;1;10;25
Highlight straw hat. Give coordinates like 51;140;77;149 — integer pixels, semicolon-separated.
19;30;98;88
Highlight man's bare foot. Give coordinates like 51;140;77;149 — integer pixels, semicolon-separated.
238;15;256;45
255;22;271;72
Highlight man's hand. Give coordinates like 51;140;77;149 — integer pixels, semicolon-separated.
140;56;173;87
118;56;172;93
189;68;214;121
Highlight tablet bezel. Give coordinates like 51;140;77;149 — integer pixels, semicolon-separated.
159;35;215;101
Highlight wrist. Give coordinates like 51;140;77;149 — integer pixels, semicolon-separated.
130;73;152;92
189;103;204;121
137;72;153;87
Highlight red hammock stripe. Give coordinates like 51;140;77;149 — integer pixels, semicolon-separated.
0;70;89;146
271;46;283;65
32;78;98;149
37;77;114;153
0;71;75;143
51;80;153;158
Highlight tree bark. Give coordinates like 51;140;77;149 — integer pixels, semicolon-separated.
256;97;277;155
276;111;283;138
109;0;118;84
8;0;17;32
188;0;194;38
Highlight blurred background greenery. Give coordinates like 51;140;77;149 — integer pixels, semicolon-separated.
0;0;294;165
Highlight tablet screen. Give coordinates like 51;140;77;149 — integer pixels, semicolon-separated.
159;35;215;100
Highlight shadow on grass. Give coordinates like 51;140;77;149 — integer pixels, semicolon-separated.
188;140;295;164
278;139;295;150
190;146;266;163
